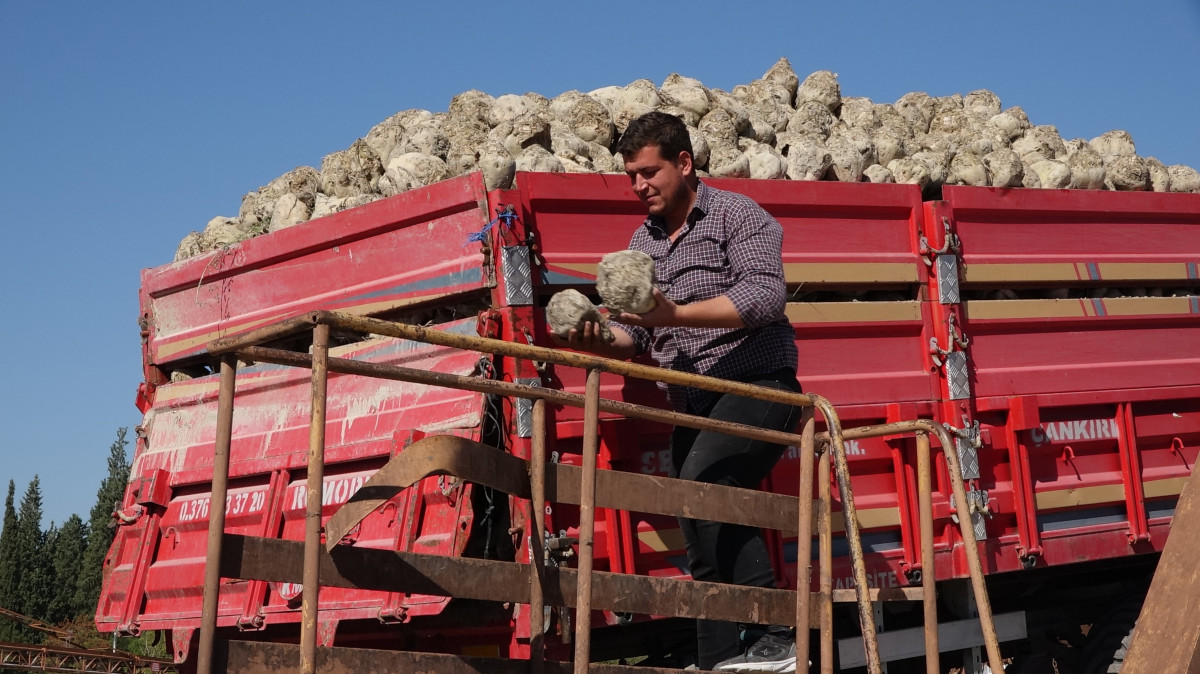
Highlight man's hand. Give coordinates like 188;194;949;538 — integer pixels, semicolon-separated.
618;288;745;330
548;320;608;348
547;319;638;360
616;288;678;327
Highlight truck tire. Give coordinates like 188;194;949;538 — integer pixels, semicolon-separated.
1079;593;1144;674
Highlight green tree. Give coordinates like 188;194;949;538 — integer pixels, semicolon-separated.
75;428;131;614
46;514;86;624
12;476;51;641
0;480;19;642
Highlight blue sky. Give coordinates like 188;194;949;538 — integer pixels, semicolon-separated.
2;2;1198;526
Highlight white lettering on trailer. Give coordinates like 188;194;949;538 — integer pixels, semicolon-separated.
833;570;898;590
640;449;673;475
176;487;269;523
289;475;367;510
1029;418;1119;447
783;440;864;460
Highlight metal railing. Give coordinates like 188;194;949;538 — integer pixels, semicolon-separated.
195;309;1001;674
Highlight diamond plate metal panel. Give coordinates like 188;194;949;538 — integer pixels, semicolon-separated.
956;435;980;480
971;510;988;540
949;490;989;540
515;378;541;438
947;351;970;400
936;254;961;304
502;246;534;306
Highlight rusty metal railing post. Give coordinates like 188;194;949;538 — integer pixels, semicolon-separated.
819;409;882;674
529;399;548;674
197;355;237;674
818;441;833;674
916;431;939;674
300;323;331;674
941;427;1004;673
820;419;1002;674
795;411;816;674
572;368;601;673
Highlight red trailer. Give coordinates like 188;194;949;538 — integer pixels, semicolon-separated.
100;172;1200;672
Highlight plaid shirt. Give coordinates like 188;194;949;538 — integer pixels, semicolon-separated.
613;181;798;412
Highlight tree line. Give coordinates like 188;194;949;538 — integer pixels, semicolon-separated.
0;428;142;652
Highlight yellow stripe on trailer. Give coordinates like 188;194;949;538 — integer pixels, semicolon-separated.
966;296;1199;320
963;261;1198;284
1036;476;1187;511
783;262;919;284
786;301;922;323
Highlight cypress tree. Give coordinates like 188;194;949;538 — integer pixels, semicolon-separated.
13;476;50;641
0;472;51;638
0;480;19;642
74;428;131;614
46;515;86;624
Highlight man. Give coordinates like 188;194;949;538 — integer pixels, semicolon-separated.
561;110;803;672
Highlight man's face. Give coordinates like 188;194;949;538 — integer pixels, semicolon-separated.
623;144;694;220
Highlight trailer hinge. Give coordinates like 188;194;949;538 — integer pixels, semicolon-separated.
545;530;578;564
950;488;991;541
477;309;503;339
471;205;520;292
919;217;961;262
930;315;971;400
519;326;547;373
376;605;408;624
920;217;963;303
543;530;578;640
236;613;265;631
113;504;146;526
480;237;496;289
947;418;982;480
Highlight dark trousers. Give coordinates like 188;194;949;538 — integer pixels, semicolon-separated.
669;371;803;669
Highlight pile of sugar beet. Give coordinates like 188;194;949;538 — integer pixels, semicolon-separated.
175;58;1200;262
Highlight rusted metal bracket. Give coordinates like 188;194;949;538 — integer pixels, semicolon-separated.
221;533;812;629
325;435;806;550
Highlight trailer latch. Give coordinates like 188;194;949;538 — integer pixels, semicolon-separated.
918;217;961;265
113;504;146;526
950;489;991;541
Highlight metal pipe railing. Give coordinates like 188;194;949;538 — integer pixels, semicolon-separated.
916;432;939;674
818;440;833;674
229;325;887;671
199;310;1005;673
794;411;816;674
529;399;548;674
209;311;818;410
573;369;601;674
196;355;237;674
299;323;330;674
818;419;1002;673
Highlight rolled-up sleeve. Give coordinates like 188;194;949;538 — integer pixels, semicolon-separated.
609;320;652;355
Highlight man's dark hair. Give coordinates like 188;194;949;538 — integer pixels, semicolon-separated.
616;111;693;162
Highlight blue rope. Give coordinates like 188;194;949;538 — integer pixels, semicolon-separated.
465;207;519;245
